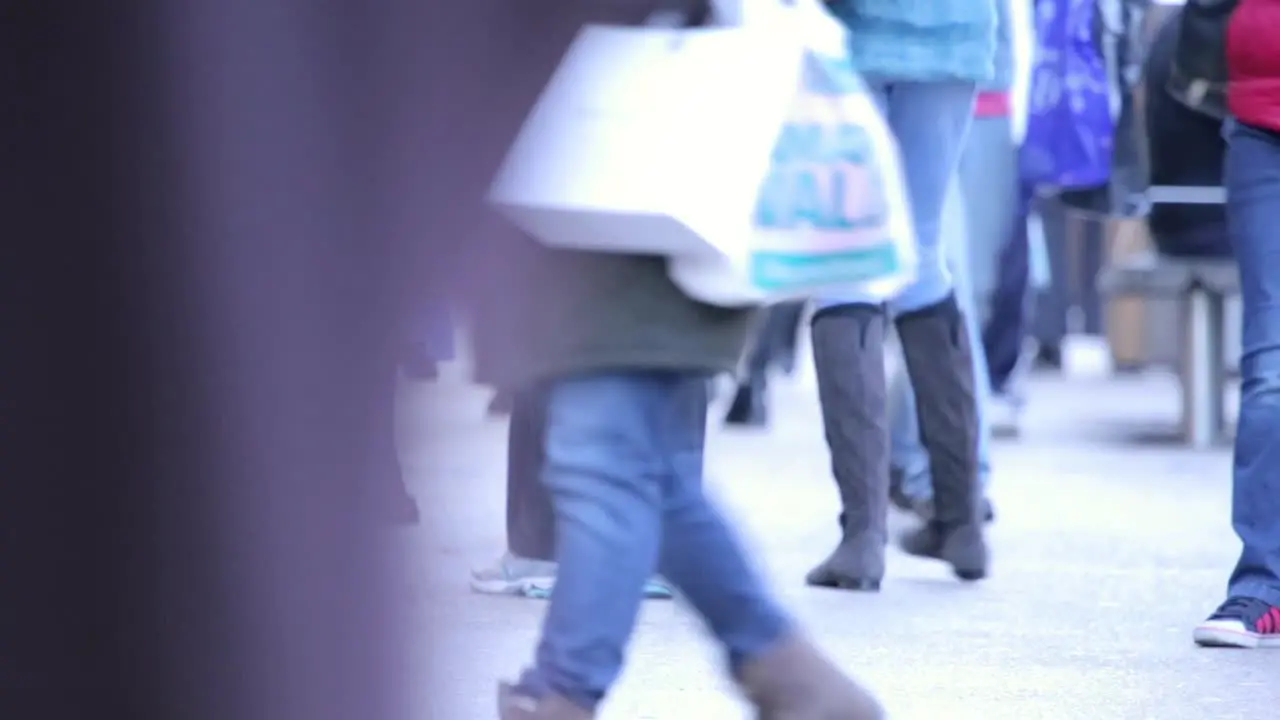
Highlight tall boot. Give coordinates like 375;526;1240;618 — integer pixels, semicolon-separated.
893;295;989;581
805;304;889;592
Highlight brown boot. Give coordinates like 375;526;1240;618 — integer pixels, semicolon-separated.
497;683;593;720
737;635;885;720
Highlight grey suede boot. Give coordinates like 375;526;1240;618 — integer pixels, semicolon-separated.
805;304;890;592
737;634;886;720
893;295;989;581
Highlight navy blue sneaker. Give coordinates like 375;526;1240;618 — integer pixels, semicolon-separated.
1194;596;1280;648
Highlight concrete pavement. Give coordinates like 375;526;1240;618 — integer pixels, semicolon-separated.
396;353;1276;719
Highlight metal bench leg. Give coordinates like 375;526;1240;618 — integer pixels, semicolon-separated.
1207;292;1227;439
1181;289;1226;448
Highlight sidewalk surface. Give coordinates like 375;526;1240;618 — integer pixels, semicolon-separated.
397;345;1276;719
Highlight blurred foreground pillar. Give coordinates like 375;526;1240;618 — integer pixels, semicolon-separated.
1;3;432;719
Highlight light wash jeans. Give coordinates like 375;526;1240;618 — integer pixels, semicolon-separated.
816;79;976;312
957;116;1021;314
811;80;991;502
890;116;1014;500
1224;120;1280;607
517;372;791;710
889;173;994;499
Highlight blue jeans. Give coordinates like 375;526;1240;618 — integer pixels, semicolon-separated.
817;80;976;312
811;80;987;500
982;183;1036;393
1224;120;1280;607
519;372;791;709
957;116;1021;310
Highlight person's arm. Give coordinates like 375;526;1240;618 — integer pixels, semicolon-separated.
1167;0;1241;119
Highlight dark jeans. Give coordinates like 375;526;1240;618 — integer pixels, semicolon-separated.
741;301;806;386
507;386;557;561
1031;196;1106;343
982;184;1035;393
1224;120;1280;606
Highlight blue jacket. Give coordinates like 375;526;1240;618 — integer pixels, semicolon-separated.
984;0;1016;93
827;0;999;84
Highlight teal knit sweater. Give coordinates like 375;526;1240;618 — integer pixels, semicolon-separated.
827;0;999;84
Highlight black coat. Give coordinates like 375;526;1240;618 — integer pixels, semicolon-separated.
1167;0;1239;120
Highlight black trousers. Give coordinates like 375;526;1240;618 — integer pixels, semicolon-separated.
983;185;1035;393
506;386;557;561
742;301;806;385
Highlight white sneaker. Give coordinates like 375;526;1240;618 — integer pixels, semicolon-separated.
988;393;1023;438
469;553;557;597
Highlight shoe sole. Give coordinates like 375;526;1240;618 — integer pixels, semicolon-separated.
470;576;555;598
1194;623;1280;649
470;577;675;600
806;575;881;592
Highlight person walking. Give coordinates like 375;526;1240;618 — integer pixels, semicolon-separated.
1143;7;1231;261
1190;0;1280;649
484;2;885;717
806;0;996;591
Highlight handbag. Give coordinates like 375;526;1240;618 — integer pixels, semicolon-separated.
1021;0;1117;190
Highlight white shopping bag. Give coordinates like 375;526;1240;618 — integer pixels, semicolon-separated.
667;0;917;305
488;19;805;258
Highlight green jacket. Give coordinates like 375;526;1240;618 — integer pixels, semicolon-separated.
484;245;758;390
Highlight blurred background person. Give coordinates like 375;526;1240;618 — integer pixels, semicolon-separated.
723;300;806;427
484;2;884;718
1144;4;1230;261
979;182;1047;436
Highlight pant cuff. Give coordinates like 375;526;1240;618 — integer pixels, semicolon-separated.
1227;579;1280;607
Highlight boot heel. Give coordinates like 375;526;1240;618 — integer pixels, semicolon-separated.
954;568;986;582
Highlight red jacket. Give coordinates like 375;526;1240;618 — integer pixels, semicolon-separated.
1227;0;1280;132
